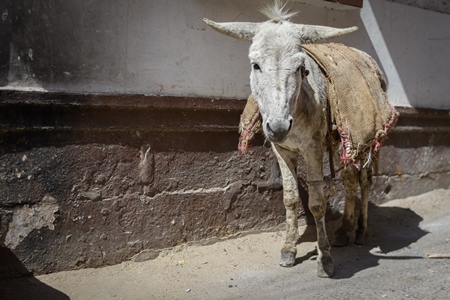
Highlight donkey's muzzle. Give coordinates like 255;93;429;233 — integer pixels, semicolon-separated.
265;117;293;143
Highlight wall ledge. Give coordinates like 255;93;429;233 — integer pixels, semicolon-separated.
293;0;363;10
1;90;449;153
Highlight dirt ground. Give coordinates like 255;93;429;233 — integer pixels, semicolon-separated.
1;189;450;300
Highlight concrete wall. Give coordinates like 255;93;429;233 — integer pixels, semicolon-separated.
387;0;450;14
357;1;450;109
1;0;449;108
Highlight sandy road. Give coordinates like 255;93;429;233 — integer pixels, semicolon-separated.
1;189;449;300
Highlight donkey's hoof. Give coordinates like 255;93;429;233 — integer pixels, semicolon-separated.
279;251;296;267
332;229;350;247
355;231;368;245
317;255;334;278
280;243;296;267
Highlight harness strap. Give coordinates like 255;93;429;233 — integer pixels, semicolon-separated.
306;179;325;186
326;88;336;179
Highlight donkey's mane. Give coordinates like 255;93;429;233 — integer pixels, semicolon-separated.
260;0;298;22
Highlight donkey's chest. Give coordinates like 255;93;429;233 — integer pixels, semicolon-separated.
276;123;327;154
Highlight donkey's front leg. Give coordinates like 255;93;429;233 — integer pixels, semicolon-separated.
304;148;334;278
272;144;299;268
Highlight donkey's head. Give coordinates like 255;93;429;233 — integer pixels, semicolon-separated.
204;1;357;143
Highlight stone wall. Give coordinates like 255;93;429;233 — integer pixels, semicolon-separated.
0;91;287;275
1;0;450;278
1;91;449;276
1;144;285;274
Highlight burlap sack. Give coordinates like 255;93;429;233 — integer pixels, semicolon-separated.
302;43;398;167
238;43;399;168
238;94;262;152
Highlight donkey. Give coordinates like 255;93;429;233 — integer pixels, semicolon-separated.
204;1;385;278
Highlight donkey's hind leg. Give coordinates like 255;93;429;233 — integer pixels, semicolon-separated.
332;166;358;247
356;166;372;245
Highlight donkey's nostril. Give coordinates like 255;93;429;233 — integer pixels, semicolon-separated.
266;122;275;136
288;118;293;131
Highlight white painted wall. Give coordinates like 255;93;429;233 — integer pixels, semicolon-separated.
191;0;450;109
125;0;361;99
357;0;450;108
4;0;450;109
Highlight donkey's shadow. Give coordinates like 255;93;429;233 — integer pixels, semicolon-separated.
295;202;427;279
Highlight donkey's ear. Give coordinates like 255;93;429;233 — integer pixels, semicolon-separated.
298;24;358;43
204;18;260;41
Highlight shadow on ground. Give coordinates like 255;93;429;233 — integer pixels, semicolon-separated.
295;202;428;279
0;244;70;300
0;196;433;299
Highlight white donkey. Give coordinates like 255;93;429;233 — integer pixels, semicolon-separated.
204;1;389;278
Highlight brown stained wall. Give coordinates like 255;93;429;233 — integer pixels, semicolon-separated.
1;91;449;275
1;145;285;274
0;91;287;275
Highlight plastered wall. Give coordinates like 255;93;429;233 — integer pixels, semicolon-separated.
1;0;449;108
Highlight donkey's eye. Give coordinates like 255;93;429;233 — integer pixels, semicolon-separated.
252;63;261;71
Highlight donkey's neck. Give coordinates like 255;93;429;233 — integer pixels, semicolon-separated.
294;55;327;128
271;55;328;152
